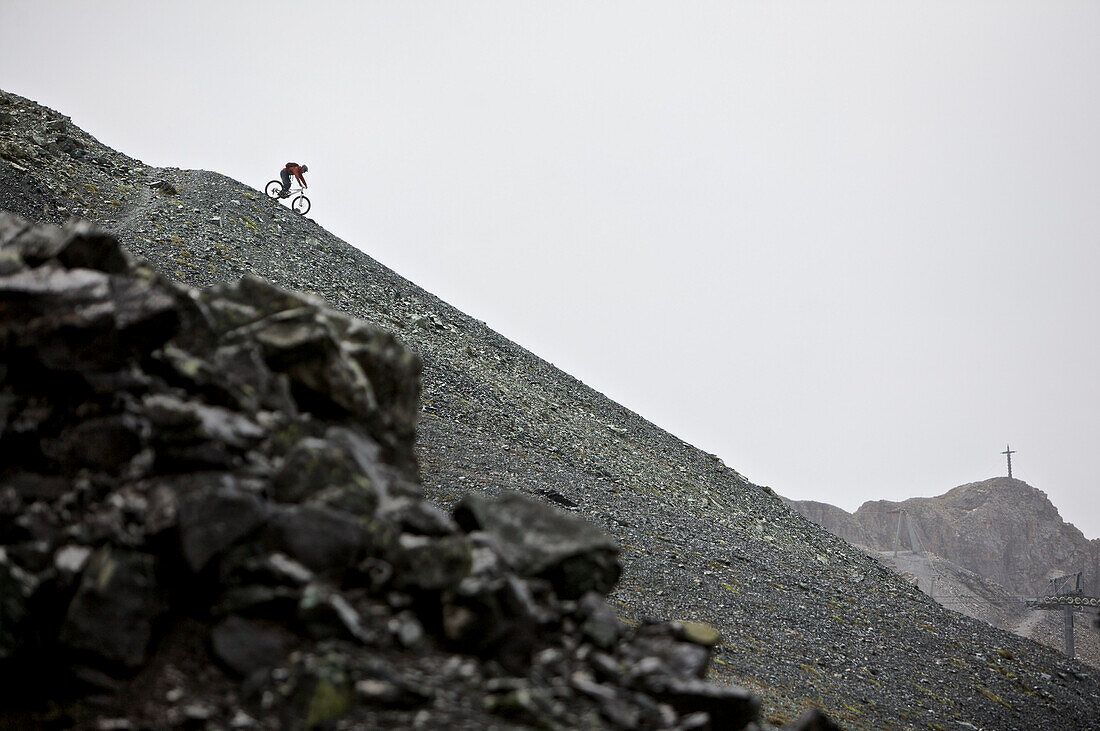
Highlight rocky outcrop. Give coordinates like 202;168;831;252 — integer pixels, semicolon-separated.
868;479;1099;598
0;214;776;729
790;478;1100;599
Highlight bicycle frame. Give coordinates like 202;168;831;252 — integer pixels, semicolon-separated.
265;179;312;215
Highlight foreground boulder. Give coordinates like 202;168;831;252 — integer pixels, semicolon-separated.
0;214;829;729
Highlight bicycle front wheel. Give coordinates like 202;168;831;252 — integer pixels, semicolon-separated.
292;195;311;215
265;180;283;199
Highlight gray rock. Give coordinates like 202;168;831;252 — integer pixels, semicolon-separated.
355;677;431;709
271;436;377;509
265;504;369;576
578;591;624;649
0;201;832;729
389;534;471;593
178;486;269;573
455;491;620;599
39;414;146;473
58;548;166;669
0;554;30;660
297;583;369;642
641;676;760;729
210;615;293;677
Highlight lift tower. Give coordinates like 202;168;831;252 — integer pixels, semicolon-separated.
1028;573;1100;658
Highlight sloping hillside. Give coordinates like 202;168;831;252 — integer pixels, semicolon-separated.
4;88;1100;729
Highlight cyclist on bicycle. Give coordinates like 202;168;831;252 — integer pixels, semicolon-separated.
279;162;308;198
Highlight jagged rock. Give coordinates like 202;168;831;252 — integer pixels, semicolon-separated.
443;573;556;672
270;436;375;506
641;676;760;729
7;472;69;501
298;583;370;642
0;215;130;273
0;554;30;661
178;486;269;573
788;478;1100;667
389;533;471;593
578;591;625;649
39;413;146;473
145;395;266;468
58;548;166;670
210;615;293;677
265;504;372;578
354;677;431;709
454;491;621;599
379;497;457;536
228;551;314;587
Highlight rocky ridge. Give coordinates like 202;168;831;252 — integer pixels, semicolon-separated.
784;478;1100;606
787;478;1100;672
848;478;1099;599
4;88;1100;729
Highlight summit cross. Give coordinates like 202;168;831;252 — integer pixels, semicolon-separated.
1002;444;1016;479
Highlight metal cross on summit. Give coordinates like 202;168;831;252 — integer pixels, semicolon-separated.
1002;444;1016;478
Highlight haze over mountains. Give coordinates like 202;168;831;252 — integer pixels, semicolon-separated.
4;88;1100;729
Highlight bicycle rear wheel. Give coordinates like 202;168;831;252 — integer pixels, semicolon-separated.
292;195;311;215
265;180;283;199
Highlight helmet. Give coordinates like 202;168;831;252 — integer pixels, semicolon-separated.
301;165;309;173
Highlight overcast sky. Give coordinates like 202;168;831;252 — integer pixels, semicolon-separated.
4;2;1099;538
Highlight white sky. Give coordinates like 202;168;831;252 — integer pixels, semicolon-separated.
4;2;1099;538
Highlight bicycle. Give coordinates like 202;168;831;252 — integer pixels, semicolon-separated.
265;180;311;215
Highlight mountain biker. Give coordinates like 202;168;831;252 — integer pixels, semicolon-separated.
280;162;308;198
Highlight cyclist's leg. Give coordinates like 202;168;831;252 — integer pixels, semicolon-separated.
280;170;290;195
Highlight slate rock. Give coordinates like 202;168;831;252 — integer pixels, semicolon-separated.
443;573;552;673
271;436;376;509
297;583;370;642
210;615;293;677
8;472;70;501
627;623;712;681
265;504;369;576
641;676;760;729
355;677;431;709
389;534;471;593
379;497;456;536
39;413;146;473
577;591;624;650
52;218;134;274
58;548;166;670
455;491;621;599
178;487;269;573
0;555;30;660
